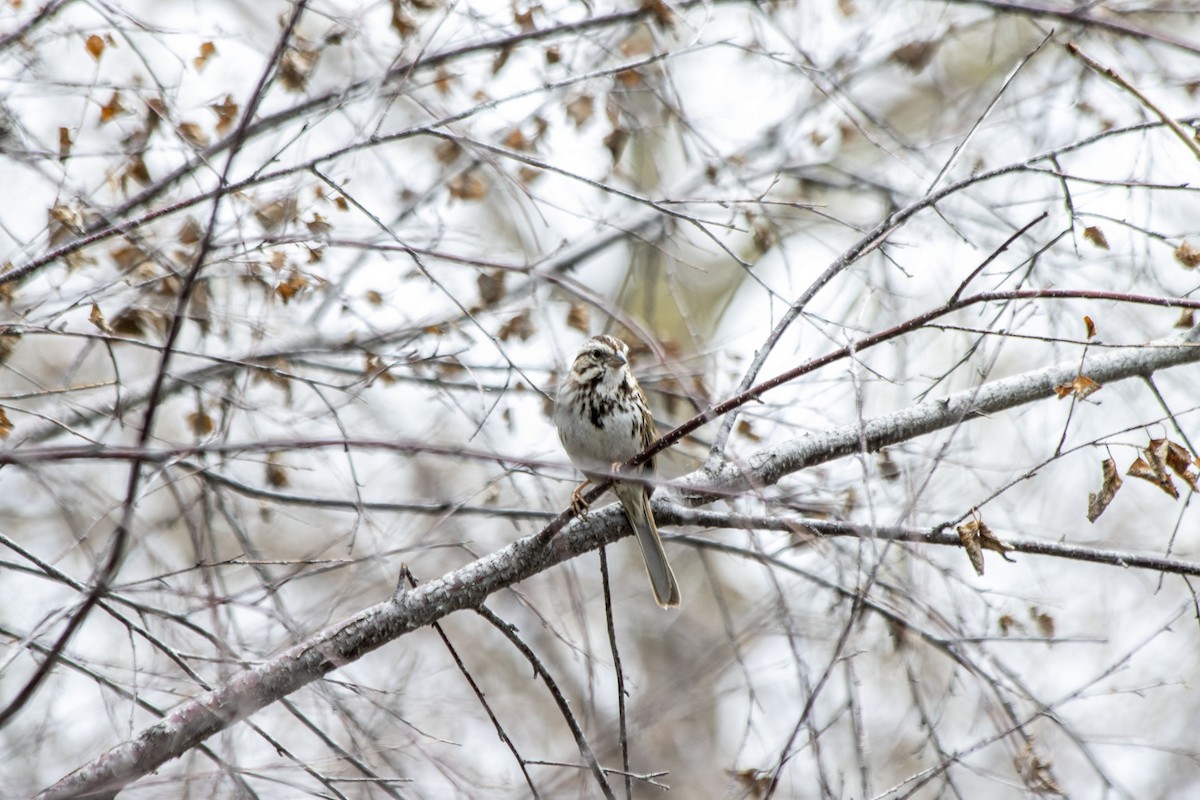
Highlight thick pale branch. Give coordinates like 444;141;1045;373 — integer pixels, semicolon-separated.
37;326;1200;799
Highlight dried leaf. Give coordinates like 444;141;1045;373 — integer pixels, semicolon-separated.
1086;457;1123;522
1175;240;1200;269
255;196;299;231
85;34;105;61
178;217;203;245
275;271;308;303
1127;439;1179;498
305;212;332;236
1082;225;1109;249
1053;374;1100;399
998;614;1019;635
752;220;778;254
498;310;534;341
194;41;217;71
448;171;487;200
640;0;674;27
890;40;938;72
210;95;238;135
279;44;319;92
728;769;771;799
99;91;126;124
1176;308;1195;329
110;307;167;338
544;45;560;64
477;270;506;306
604;127;628;163
364;352;396;384
176;121;209;147
1083;315;1096;339
1030;607;1055;638
736;419;761;442
502;128;528;151
956;509;1013;576
48;204;84;247
89;303;110;333
0;334;20;364
187;411;214;436
565;94;594;128
1162;439;1200;491
433;67;454;95
58;127;72;160
390;1;416;37
513;5;535;31
492;43;514;74
877;449;900;482
566;304;590;333
0;406;11;438
122;153;151;186
434;139;461;164
363;290;384;305
266;453;288;487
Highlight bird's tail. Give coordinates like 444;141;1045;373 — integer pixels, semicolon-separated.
615;484;680;608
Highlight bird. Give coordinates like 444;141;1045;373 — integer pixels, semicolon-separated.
554;335;680;608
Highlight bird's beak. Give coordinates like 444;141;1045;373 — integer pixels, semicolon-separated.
607;350;627;367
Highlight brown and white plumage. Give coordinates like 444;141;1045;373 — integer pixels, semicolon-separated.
554;335;680;609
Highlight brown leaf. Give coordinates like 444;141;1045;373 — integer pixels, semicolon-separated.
728;769;770;799
1086;457;1123;522
1082;225;1109;249
502;128;528;151
1175;240;1200;269
194;41;217;71
434;139;461;164
176;121;209;148
275;271;308;303
254;196;299;231
363;290;383;306
877;449;900;482
640;0;675;27
110;307;167;338
85;33;105;61
890;40;938;72
390;1;416;37
1030;607;1056;638
0;334;20;364
433;67;454;95
1176;308;1195;329
477;270;506;306
513;5;535;31
498;310;534;341
58;127;72;161
998;614;1019;635
187;411;214;436
89;303;110;333
122;153;151;186
48;204;84;247
210;95;238;135
736;419;761;442
1162;439;1200;491
544;45;560;64
178;217;203;245
565;94;594;128
1054;374;1100;399
364;352;396;384
1127;439;1179;498
956;509;1013;576
99;91;126;124
279;45;319;92
492;43;514;74
1083;315;1096;339
448;171;487;200
305;212;332;236
266;453;288;487
0;406;11;438
603;127;628;163
565;303;590;333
